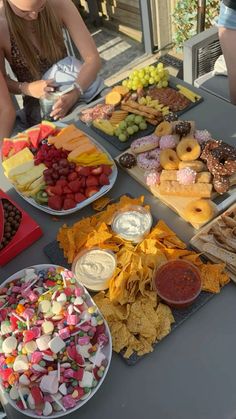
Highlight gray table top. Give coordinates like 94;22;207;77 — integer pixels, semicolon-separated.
1;79;236;419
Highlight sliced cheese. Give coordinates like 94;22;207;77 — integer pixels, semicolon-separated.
2;148;34;176
15;164;46;188
8;160;35;178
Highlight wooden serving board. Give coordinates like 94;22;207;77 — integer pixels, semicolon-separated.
116;150;235;230
190;203;236;282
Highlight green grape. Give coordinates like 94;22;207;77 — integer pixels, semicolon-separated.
150;71;156;78
158;70;165;78
132;70;138;77
115;128;122;136
144;74;150;81
127;126;134;135
131;83;138;91
157;62;164;70
139;122;147;130
122;79;128;87
126;114;135;122
119;121;127;130
149;65;155;71
155;75;160;83
138;97;146;105
137;83;143;89
157;81;163;88
140;78;146;86
146;95;151;102
138;70;145;78
148;77;155;85
119;133;128;142
134;115;143;125
127;80;132;90
162;80;168;88
132;125;139;133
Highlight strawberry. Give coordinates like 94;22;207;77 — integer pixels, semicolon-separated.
68;179;82;193
46;186;55;196
66;193;75;200
67;172;78;182
75;166;91;176
91;166;103;175
101;165;112;175
63;185;72;194
56;179;67;187
52;184;63;196
85;186;99;198
99;173;110;186
75;192;86;203
79;176;86;188
86;175;99;187
63;198;76;210
48;195;63;211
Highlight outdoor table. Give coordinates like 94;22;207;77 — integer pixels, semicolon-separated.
1;80;236;419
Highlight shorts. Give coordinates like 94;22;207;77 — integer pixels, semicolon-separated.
217;2;236;29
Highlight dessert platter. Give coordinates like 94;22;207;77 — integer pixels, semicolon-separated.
79;63;203;151
116;119;236;229
0;265;112;417
44;195;230;365
1;122;117;215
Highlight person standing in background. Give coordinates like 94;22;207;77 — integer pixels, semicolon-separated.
0;69;15;141
218;0;236;104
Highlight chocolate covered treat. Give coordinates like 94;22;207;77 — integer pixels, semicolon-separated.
119;152;137;169
174;121;191;136
0;199;22;250
164;112;178;122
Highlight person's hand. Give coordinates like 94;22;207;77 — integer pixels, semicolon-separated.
22;79;55;98
50;89;80;120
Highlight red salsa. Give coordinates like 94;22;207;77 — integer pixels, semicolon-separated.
154;259;201;308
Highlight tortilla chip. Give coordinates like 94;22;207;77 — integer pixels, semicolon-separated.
92;196;112;211
200;263;229;293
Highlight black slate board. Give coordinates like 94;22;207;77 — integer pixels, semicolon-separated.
79;80;203;152
89;122;155;151
44;240;214;366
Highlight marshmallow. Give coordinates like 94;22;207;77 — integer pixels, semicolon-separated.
9;386;19;400
79;371;93;388
36;335;51;351
1;320;12;335
25;341;37;354
40;374;59;395
56;293;67;303
13;355;29;372
51;301;62;315
43;401;53;416
48;336;65;354
39;300;51;313
2;336;17;354
59;383;67;395
19;374;30;386
42;321;54;334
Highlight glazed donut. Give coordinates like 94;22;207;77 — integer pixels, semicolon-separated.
137;148;161;171
155;121;172;137
160;149;180;170
176;138;201;161
183;199;215;225
130;134;159;154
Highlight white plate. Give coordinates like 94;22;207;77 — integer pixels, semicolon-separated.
11;123;118;215
0;264;112;418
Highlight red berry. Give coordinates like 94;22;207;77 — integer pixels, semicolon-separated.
63;198;76;210
75;192;86;203
48;195;63;211
85;186;99;198
86;175;99;187
67;172;78;182
99;173;110;186
68;179;82;193
91;166;103;175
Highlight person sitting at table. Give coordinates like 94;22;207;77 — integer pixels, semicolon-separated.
0;0;102;127
218;0;236;104
0;69;15;141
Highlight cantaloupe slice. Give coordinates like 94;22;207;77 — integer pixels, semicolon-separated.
68;143;98;161
105;91;122;106
112;85;129;97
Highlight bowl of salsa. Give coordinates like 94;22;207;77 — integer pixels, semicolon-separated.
153;259;202;309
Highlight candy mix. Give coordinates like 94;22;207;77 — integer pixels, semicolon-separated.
0;266;110;416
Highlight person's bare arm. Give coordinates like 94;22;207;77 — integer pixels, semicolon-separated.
56;0;101;91
0;70;15;141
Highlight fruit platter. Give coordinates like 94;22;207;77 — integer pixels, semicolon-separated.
116;119;236;229
1;121;117;215
79;63;202;151
0;264;112;417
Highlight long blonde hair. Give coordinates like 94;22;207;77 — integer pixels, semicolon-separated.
3;0;66;79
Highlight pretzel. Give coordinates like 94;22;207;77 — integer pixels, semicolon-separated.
123;100;161;117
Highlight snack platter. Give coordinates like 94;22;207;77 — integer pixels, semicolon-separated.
116;121;236;229
190;203;236;282
43;239;215;365
0;265;112;417
79;69;203;152
2;122;118;216
43;195;230;366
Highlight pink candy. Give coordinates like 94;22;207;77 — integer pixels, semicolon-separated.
59;327;70;339
67;314;78;325
62;395;76;409
144;170;161;186
78;336;90;345
75;287;83;297
31;351;43;364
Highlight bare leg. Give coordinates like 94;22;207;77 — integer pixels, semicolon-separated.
219;27;236;104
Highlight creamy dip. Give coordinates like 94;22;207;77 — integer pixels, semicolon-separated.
112;209;152;242
74;249;116;290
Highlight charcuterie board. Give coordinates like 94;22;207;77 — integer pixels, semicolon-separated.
190;203;236;281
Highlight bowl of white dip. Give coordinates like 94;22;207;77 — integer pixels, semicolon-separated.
111;205;153;243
